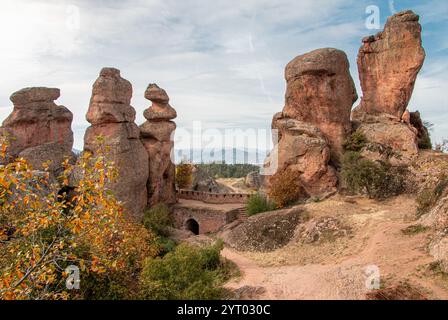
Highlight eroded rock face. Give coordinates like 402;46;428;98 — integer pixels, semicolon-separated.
294;216;351;244
354;114;419;166
263;112;338;197
84;68;148;221
352;11;425;165
223;207;305;252
283;48;357;162
245;171;262;190
0;87;74;177
355;10;425;119
191;166;222;193
140;84;177;206
420;191;448;273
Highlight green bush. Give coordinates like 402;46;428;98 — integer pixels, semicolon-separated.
341;151;407;200
79;272;131;300
199;239;224;270
139;241;230;300
246;193;276;216
143;204;173;236
154;236;177;257
343;130;367;152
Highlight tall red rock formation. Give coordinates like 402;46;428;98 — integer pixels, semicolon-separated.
283;48;357;163
355;10;425;119
140;84;177;206
84;68;149;221
263;48;356;198
352;10;426;165
0;87;74;177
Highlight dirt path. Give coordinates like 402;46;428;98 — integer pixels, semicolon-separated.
221;195;448;300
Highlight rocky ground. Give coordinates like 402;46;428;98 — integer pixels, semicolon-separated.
218;194;448;300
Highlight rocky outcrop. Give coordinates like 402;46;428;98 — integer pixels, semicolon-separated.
294;216;351;244
0;87;74;178
140;84;177;206
245;171;262;189
410;111;431;149
355;10;425;119
262;48;353;199
191;165;224;193
352;11;425;165
420;190;448;273
263;113;338;198
223;207;306;252
353;113;419;166
283;48;357;162
84;68;148;221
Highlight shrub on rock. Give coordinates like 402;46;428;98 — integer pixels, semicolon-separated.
341;151;407;200
267;168;306;207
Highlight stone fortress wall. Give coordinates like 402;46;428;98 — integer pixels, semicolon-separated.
176;189;251;204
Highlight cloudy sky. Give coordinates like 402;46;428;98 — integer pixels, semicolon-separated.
0;0;447;152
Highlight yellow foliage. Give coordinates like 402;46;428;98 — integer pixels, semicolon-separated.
175;162;193;189
0;136;158;300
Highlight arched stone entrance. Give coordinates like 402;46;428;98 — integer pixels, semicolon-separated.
185;218;199;235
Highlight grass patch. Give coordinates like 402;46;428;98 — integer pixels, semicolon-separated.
401;224;429;236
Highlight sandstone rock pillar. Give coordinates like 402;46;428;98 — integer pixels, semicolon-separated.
0;87;74;177
283;48;357;163
139;84;177;206
84;68;149;221
355;10;425;119
352;10;426;165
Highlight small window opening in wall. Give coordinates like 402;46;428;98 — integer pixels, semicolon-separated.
185;218;199;235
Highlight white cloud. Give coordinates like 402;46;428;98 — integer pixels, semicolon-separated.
0;0;446;151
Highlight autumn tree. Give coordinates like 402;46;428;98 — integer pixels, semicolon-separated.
267;168;305;208
0;136;159;300
175;162;193;189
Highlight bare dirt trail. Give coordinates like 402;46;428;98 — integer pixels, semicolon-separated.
221;195;448;300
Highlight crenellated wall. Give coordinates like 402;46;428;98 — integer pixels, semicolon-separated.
176;189;251;204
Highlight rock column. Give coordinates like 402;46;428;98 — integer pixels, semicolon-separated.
140;84;177;206
283;48;357;163
84;68;149;221
352;11;426;165
0;87;74;177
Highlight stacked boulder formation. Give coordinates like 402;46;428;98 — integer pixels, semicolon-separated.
140;84;177;206
84;68;149;221
263;10;427;199
0;87;74;178
352;10;426;165
283;48;358;163
264;113;338;197
264;48;356;197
